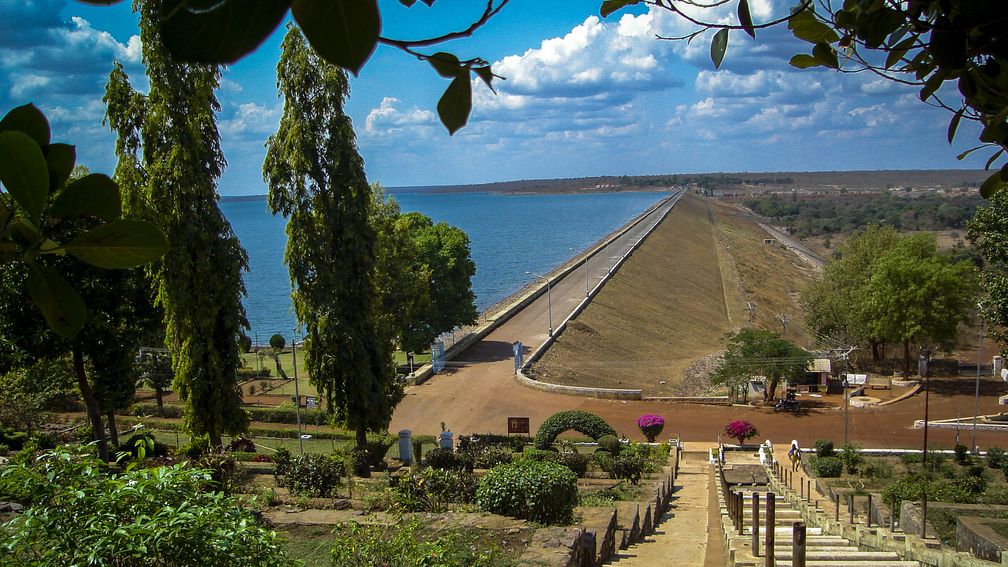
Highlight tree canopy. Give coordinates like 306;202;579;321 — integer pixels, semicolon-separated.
264;25;401;447
104;0;250;447
968;190;1008;355
712;328;812;402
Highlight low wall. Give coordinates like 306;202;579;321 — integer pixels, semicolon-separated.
958;516;1008;562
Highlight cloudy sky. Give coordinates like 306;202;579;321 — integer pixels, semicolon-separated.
0;0;986;195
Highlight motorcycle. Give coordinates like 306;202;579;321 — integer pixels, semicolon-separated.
774;398;800;412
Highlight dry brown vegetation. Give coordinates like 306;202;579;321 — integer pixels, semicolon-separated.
530;192;815;396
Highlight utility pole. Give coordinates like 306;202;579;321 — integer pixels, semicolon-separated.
776;313;790;337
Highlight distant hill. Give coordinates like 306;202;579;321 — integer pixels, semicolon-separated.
221;170;989;200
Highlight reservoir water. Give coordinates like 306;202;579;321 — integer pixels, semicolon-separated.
222;190;668;341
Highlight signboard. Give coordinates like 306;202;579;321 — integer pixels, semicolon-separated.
305;396;318;409
844;374;867;386
431;341;445;374
513;341;524;373
508;417;530;435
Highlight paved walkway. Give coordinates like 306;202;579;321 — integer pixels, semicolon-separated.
610;454;710;565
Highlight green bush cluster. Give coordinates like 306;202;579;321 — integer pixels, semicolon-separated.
330;516;509;567
810;456;843;478
470;445;514;469
597;435;622;456
534;410;616;450
610;452;646;484
119;432;170;461
395;468;478;512
838;444;863;474
860;461;894;479
468;433;531;453
954;444;971;465
520;447;589;478
281;453;346;498
425;448;473;471
883;474;979;519
476;460;578;525
814;439;835;457
0;427;27;451
0;465;46;505
364;432;396;469
987;447;1007;469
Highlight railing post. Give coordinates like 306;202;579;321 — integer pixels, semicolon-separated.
792;521;806;567
799;478;804;499
766;492;776;567
849;494;855;523
807;479;812;501
835;493;840;523
867;494;873;528
736;492;744;532
752;491;760;556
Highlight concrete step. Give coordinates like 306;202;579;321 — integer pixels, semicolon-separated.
773;550;903;561
800;562;918;567
743;526;823;536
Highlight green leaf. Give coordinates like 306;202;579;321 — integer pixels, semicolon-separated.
428;52;462;79
0;103;51;147
27;262;87;339
984;149;1005;171
0;130;50;224
437;74;472;135
885;36;915;69
947;108;965;145
159;0;290;64
44;143;76;191
600;0;640;18
980;121;1008;144
64;219;169;268
473;66;497;94
710;28;729;69
789;53;819;69
49;174;121;221
738;0;755;39
812;43;839;69
980;170;1007;198
919;72;944;102
788;9;839;45
292;0;380;76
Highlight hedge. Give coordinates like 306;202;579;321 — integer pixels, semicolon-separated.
534;410;616;450
476;460;578;525
127;403;331;426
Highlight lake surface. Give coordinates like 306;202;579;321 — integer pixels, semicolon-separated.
222;190;668;343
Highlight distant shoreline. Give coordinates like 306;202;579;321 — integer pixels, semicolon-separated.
220;169;987;202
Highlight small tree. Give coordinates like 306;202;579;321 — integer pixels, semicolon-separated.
636;414;665;443
724;420;759;446
268;334;288;380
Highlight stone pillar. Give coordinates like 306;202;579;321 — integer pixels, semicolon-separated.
766;493;775;567
792;521;806;567
439;431;453;450
398;429;412;464
752;492;760;556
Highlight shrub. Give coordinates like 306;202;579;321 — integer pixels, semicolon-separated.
365;432;396;468
534;410;616;450
119;432;170;462
30;432;57;451
724;420;758;446
0;428;27;451
814;439;835;457
425;448;472;472
611;451;646;484
0;464;46;505
964;465;988;494
330;516;509;566
195;452;241;494
471;445;514;469
469;433;530;453
283;453;346;498
597;435;622;456
0;443;8;457
476;460;578;525
228;437;256;453
522;448;589;477
860;461;894;480
954;444;971;465
636;414;665;443
0;448;290;565
883;474;978;519
988;447;1007;469
181;434;209;460
810;456;843;478
838;444;863;474
273;448;293;478
395;468;478;512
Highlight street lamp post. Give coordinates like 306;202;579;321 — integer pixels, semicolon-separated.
843;377;850;446
526;271;552;337
921;348;932;539
973;305;985;453
292;330;303;455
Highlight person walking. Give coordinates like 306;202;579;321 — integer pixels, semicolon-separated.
788;439;802;472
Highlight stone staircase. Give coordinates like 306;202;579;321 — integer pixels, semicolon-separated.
716;454;920;567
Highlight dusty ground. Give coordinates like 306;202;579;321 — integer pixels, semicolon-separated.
531;193;815;396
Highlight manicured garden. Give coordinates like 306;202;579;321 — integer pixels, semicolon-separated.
0;410;673;565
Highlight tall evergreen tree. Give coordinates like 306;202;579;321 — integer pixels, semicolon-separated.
264;26;400;448
103;0;249;447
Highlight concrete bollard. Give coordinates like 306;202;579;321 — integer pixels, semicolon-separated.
398;429;412;464
438;431;453;450
766;493;776;567
752;492;760;556
792;521;806;567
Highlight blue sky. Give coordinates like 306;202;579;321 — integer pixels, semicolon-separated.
0;0;987;195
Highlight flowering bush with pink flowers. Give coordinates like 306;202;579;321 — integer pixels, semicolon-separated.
724;420;758;446
636;414;665;443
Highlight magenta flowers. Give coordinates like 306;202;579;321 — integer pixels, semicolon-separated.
724;420;759;446
636;414;665;443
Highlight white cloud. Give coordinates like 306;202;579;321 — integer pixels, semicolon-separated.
364;97;436;135
220;102;280;136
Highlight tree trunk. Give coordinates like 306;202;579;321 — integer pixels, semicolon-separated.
106;412;119;447
73;348;109;462
356;426;367;449
903;340;911;380
209;430;223;449
155;388;164;416
871;340;880;361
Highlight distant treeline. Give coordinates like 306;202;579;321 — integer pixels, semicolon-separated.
746;192;985;237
